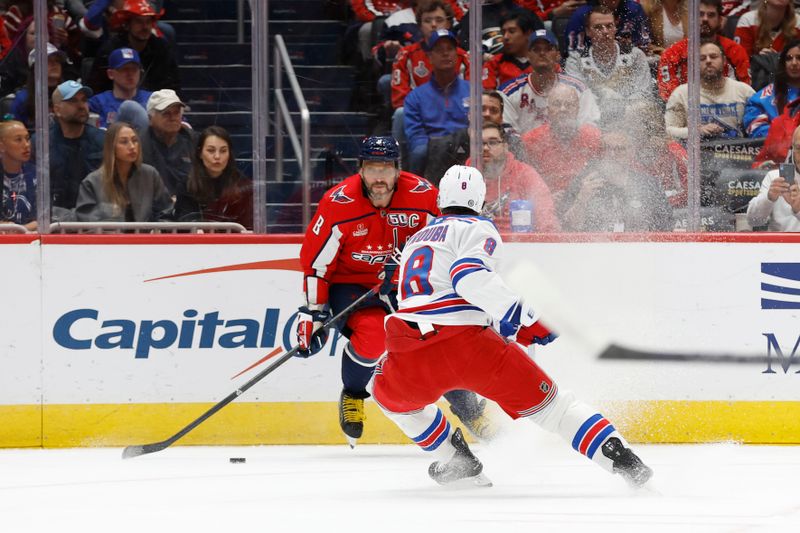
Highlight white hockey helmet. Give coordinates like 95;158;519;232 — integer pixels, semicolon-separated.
437;165;486;212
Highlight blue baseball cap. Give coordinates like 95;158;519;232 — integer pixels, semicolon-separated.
108;47;141;69
427;28;458;50
529;28;558;49
55;80;93;101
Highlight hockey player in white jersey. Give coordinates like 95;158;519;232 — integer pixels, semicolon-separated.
371;165;653;487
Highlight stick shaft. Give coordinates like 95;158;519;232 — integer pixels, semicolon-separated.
123;286;379;458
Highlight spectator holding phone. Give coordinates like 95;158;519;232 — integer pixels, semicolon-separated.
746;125;800;231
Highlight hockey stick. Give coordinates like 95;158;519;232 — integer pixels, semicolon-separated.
122;285;379;459
596;343;769;365
506;260;769;366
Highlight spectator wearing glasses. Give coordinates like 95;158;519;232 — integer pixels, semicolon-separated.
482;90;527;161
561;131;673;232
665;40;754;140
565;6;653;126
746;125;800;231
0;120;36;231
479;121;560;232
89;47;153;129
565;0;651;55
75;121;171;222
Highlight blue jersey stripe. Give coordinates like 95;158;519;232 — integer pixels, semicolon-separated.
572;413;603;451
413;409;443;443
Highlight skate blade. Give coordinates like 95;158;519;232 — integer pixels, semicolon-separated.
345;435;358;449
441;472;494;489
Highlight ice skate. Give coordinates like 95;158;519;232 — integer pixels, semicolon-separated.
449;398;499;441
428;428;493;487
601;437;653;487
339;389;365;448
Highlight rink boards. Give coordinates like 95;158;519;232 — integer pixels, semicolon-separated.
1;233;799;447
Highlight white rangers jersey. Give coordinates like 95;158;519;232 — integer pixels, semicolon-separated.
500;73;601;134
564;44;653;104
393;214;538;329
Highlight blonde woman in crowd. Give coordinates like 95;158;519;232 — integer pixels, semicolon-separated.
735;0;800;57
75;121;172;222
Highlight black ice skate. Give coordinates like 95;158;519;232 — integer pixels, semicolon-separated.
448;395;499;441
339;389;366;448
601;437;653;487
428;428;493;487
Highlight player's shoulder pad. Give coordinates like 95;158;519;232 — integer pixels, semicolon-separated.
319;174;362;208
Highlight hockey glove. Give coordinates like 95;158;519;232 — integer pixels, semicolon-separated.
516;321;558;347
296;305;332;358
378;247;402;312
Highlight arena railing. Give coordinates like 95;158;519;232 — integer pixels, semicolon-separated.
0;224;29;234
48;222;248;234
273;34;311;229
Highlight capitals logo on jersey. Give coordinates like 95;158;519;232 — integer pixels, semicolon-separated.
410;178;433;193
330;185;354;204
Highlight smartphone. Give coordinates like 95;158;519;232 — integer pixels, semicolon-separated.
52;14;66;30
779;163;795;185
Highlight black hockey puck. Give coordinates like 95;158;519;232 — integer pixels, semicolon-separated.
229;457;246;464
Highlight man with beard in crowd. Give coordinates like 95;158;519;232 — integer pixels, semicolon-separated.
665;40;754;140
479;121;560;232
657;0;749;101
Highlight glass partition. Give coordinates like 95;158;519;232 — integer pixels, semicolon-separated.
18;0;783;235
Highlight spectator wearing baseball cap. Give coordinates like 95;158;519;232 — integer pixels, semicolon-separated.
89;47;153;128
499;26;600;134
140;89;196;195
87;0;179;94
8;43;68;130
403;28;470;181
46;80;105;214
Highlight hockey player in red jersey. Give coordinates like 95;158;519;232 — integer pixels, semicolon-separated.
371;165;653;487
297;137;493;447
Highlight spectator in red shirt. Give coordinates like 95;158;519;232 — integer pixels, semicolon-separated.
657;0;750;101
735;0;800;58
522;83;600;199
479;121;561;232
483;10;537;89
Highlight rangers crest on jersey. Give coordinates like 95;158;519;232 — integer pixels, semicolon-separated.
410;178;433;193
330;185;354;204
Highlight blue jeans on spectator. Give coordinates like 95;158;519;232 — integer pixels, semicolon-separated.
377;74;391;107
409;141;428;177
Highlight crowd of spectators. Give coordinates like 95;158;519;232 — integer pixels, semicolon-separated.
0;0;253;231
356;0;800;232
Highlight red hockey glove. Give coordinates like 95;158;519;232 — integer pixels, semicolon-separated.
296;305;332;357
516;321;557;347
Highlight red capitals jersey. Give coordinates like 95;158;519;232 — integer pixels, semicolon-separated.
300;171;440;305
657;37;750;101
483;53;531;90
391;41;470;109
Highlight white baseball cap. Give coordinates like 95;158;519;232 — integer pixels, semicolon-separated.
146;89;187;114
28;43;67;68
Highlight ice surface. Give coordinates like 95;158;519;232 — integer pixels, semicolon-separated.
2;424;799;533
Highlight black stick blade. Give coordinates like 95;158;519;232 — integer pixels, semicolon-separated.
122;441;170;459
598;343;770;365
